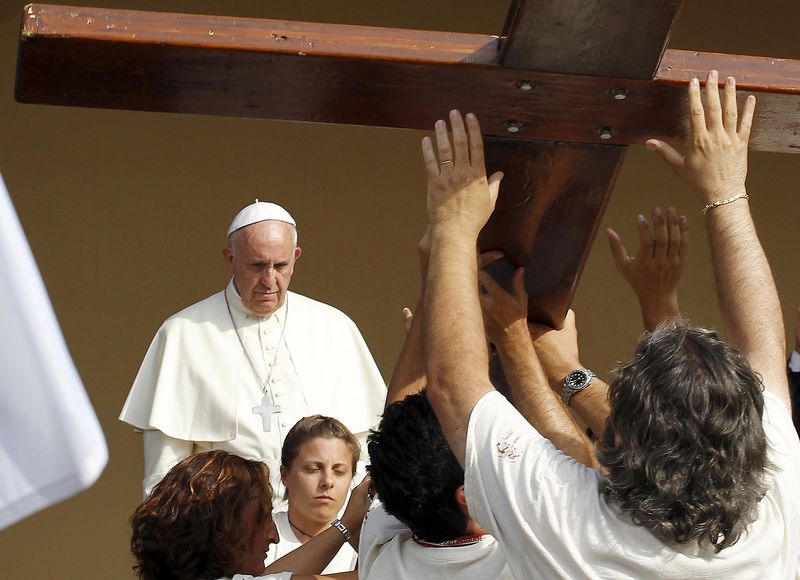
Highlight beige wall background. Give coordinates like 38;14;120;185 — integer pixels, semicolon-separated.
0;1;798;577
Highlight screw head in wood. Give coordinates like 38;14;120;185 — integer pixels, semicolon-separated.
597;126;616;140
610;87;628;100
516;79;535;92
505;120;523;133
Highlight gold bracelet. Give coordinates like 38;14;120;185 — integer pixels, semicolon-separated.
702;192;749;215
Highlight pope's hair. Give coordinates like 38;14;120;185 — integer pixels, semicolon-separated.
598;319;771;552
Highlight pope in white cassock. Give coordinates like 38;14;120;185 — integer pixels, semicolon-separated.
120;201;386;498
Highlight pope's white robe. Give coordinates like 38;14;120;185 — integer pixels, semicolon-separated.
119;281;386;496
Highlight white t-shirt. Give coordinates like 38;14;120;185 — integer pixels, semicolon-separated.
265;510;358;574
465;390;800;579
224;574;291;580
359;503;513;579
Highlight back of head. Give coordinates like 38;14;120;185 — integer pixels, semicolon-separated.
598;319;769;552
130;450;271;580
367;390;467;542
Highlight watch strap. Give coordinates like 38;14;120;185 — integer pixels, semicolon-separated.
330;518;352;541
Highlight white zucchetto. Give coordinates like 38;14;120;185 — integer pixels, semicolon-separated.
227;199;296;237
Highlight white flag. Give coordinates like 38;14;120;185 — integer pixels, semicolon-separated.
0;173;107;530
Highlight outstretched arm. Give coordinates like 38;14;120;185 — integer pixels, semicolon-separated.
647;71;789;409
385;300;426;407
607;206;688;331
423;111;502;467
265;477;372;575
529;310;610;437
479;258;596;467
386;230;432;407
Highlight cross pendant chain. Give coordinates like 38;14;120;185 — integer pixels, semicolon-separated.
224;291;290;433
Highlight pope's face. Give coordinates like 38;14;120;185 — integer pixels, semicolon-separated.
223;220;301;317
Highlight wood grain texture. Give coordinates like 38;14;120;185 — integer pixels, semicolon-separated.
15;3;796;329
480;139;625;325
499;0;682;78
17;5;800;153
482;0;676;325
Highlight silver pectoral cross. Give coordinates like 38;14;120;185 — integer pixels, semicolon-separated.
252;394;282;432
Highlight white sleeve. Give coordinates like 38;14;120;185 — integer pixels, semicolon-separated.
142;430;194;497
463;392;600;578
358;504;408;578
762;390;800;460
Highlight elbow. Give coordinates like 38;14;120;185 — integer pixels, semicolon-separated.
425;374;448;408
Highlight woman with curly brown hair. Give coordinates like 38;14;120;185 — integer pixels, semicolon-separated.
130;450;369;580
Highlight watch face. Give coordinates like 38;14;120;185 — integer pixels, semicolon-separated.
566;370;590;390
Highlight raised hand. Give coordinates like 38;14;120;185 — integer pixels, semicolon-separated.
421;110;503;237
646;70;754;206
478;253;527;345
607;207;688;330
341;474;373;547
647;72;789;409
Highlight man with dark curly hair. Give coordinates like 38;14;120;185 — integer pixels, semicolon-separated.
361;390;512;579
421;72;800;578
356;220;592;578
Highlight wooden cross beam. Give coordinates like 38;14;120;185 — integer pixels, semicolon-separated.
16;2;800;326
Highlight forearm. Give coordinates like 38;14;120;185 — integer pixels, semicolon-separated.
638;295;680;332
532;352;610;437
265;523;354;576
386;297;426;407
546;362;611;437
425;230;493;465
705;200;789;405
567;380;611;438
495;322;595;467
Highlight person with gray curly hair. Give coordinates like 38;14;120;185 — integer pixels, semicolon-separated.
421;71;800;578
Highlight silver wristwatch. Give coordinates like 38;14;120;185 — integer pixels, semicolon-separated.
330;518;352;541
562;369;595;406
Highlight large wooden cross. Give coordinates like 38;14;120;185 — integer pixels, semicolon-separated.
15;1;800;326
